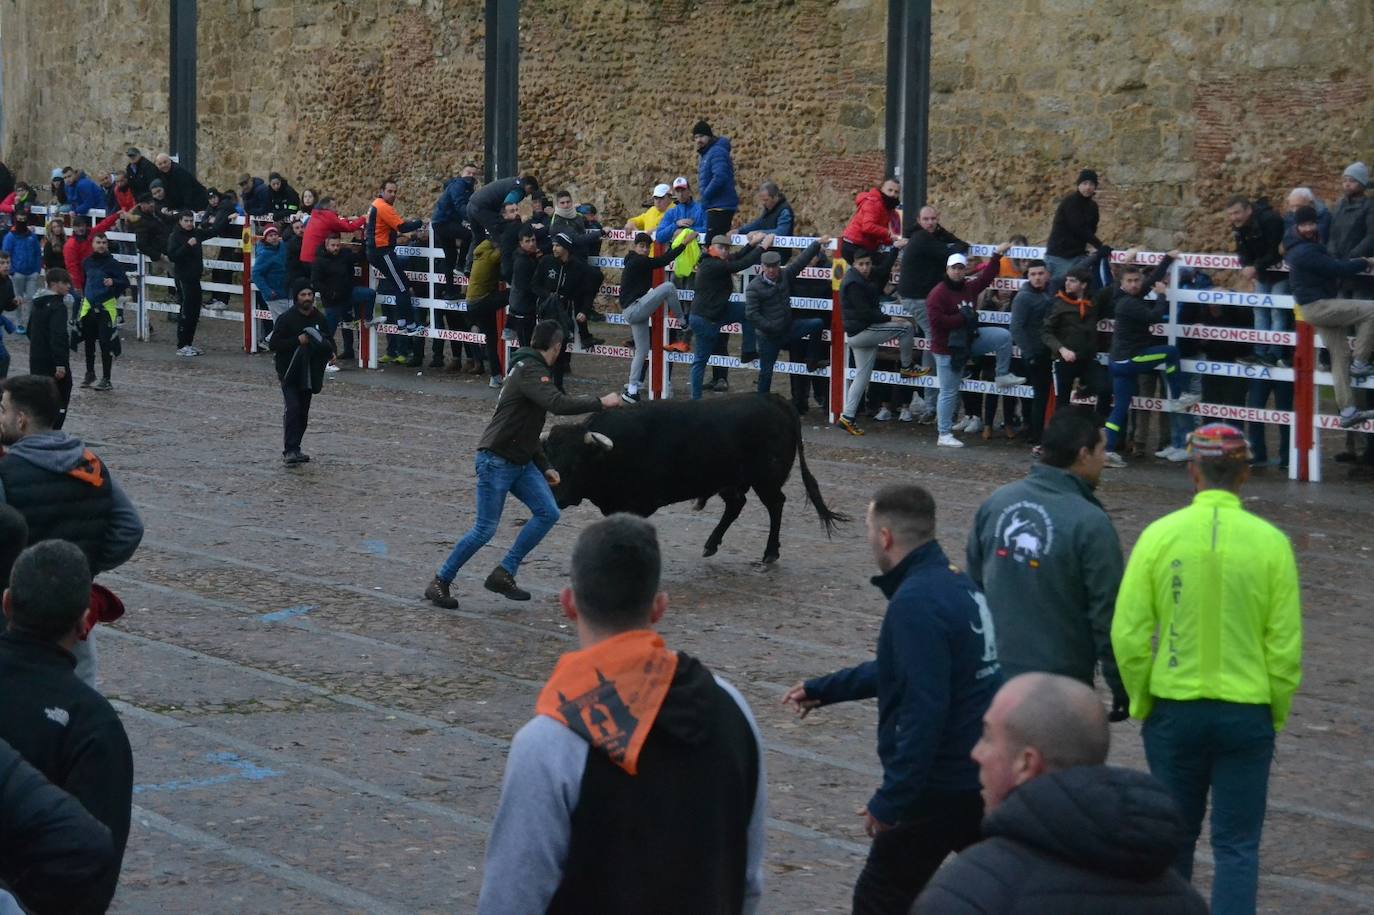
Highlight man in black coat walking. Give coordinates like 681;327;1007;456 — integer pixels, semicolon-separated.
914;673;1206;914
270;279;334;465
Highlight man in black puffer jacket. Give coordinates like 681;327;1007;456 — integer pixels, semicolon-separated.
915;673;1206;914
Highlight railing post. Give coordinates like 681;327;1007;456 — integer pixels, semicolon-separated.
828;256;846;423
241;219;255;352
649;241;665;399
1292;320;1317;482
136;253;149;342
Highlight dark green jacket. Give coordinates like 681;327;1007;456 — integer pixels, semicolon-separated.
965;464;1125;697
477;348;602;470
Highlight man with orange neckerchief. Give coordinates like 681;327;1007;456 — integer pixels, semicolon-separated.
478;515;765;915
1112;422;1301;915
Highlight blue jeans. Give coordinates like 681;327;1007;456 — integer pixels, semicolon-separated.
1144;699;1274;915
934;354;961;434
1043;254;1075;279
1107;346;1184;450
689;303;757;399
757;318;824;393
1254;280;1290;361
437;450;561;583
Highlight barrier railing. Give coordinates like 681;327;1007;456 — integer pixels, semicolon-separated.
25;205;1368;483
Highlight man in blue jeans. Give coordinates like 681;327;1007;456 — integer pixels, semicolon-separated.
688;231;768;398
425;320;621;609
1113;422;1302;915
744;237;830;393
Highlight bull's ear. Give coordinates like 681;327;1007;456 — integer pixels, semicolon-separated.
540;430;551;443
584;431;614;451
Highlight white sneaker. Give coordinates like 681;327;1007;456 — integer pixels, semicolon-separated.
964;416;984;435
176;345;197;357
952;416;970;432
898;409;915;423
367;315;386;327
325;361;340;374
1166;446;1190;463
994;373;1026;387
1154;446;1175;459
1166;392;1202;412
874;407;894;422
937;433;964;448
191;345;204;355
489;375;502;388
208;299;228;309
1104;451;1126;468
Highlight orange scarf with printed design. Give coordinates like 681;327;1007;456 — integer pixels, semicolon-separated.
535;630;679;776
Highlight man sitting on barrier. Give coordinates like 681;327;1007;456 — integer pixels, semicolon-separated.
467;174;540;264
1286;204;1374;429
425;319;620;610
1104;261;1200;466
926;244;1023;449
836;247;921;436
745;237;830;397
688;232;769;399
366;178;427;338
620;230;693;404
1044;169;1103;279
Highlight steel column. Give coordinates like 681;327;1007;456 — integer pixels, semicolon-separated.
483;0;520;181
169;0;198;174
885;0;932;235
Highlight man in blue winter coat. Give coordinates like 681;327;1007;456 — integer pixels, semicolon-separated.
693;120;739;240
432;164;477;296
784;484;1003;915
61;168;105;217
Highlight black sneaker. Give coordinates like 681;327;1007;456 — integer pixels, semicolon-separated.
740;350;759;364
424;576;460;609
621;386;639;404
296;452;311;463
80;373;96;388
484;566;531;601
282;451;305;466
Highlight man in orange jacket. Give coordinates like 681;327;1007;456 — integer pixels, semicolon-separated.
365;178;426;336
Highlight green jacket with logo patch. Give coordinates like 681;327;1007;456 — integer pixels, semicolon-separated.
477;348;602;471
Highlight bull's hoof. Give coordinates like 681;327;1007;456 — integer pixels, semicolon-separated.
762;551;779;564
703;542;719;558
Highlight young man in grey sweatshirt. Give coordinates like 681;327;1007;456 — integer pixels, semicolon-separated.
965;409;1129;720
477;515;765;915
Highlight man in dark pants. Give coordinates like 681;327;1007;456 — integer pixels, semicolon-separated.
689;232;768;398
425;320;620;610
1042;268;1111;425
0;540;134;913
1010;261;1055;447
784;484;1002;914
1245;376;1293;471
432;163;478;295
270;280;334;466
1113;423;1301;915
166;210;218;356
24;269;74;427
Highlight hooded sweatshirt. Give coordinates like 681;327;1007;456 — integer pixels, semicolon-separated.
2;226;42;276
478;639;764;915
25;291;70;376
0;431;144;573
914;766;1208;914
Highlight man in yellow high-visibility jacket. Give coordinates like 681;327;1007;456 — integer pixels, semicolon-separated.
1111;422;1301;915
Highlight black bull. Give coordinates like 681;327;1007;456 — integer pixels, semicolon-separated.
541;393;849;562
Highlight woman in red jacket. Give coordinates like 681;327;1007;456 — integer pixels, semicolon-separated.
842;177;903;262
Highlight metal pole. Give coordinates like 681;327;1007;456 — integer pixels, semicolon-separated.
483;0;520;181
169;0;198;175
885;0;931;236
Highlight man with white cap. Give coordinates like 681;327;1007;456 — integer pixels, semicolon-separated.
1113;422;1301;915
624;183;673;236
653;177;707;246
924;245;1024;447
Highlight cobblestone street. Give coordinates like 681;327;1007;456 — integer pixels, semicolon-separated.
26;322;1372;914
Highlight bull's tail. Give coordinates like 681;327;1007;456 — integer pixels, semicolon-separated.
791;402;849;538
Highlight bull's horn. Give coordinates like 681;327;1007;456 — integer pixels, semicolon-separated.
584;431;614;451
540;430;551;443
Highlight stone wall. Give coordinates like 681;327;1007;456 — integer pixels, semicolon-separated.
4;0;1372;253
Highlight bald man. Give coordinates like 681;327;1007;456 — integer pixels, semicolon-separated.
898;206;968;382
914;673;1206;914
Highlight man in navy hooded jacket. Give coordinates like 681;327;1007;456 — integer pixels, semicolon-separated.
785;483;1002;915
693;120;739;241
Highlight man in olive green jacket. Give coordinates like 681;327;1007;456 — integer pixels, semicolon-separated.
426;320;621;609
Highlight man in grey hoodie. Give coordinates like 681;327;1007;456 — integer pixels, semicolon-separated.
965;409;1129;720
0;375;144;686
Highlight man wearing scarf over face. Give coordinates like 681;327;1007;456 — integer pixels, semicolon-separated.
843;177;905;264
478;515;766;915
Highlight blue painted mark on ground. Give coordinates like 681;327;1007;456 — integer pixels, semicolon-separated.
362;539;388;556
134;751;282;794
259;604;316;623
